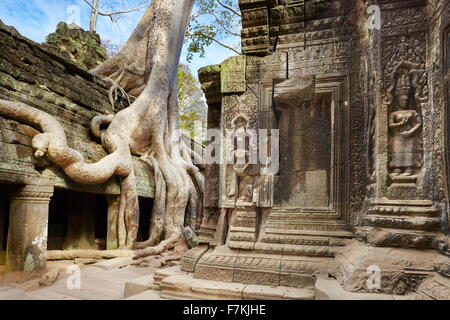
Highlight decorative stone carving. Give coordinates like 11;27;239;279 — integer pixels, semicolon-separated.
225;114;258;207
221;56;247;94
387;66;423;181
187;0;450;298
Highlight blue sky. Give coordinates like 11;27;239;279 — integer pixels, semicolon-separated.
0;0;239;75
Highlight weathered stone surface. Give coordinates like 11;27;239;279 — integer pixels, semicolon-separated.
38;268;60;287
0;20;154;197
415;274;450;300
180;244;209;272
153;266;187;288
125;290;165;300
124;275;156;298
314;279;407;300
91;257;133;271
333;240;437;295
4;184;53;282
186;0;450;300
220;56;246;94
44;22;108;70
159;273;315;300
74;258;98;265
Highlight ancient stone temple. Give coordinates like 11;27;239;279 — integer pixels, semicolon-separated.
1;0;450;301
173;0;450;299
0;21;155;282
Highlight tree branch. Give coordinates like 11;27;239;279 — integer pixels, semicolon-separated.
82;0;147;18
186;31;241;55
211;12;241;37
216;0;241;17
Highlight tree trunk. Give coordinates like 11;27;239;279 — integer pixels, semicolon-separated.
0;0;202;260
89;0;100;33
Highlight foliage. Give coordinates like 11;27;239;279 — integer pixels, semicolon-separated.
185;0;241;62
177;64;207;140
84;0;242;62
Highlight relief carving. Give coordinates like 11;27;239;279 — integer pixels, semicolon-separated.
225;114;258;206
385;62;425;182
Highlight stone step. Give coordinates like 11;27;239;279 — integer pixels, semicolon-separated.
282;244;334;257
363;215;440;231
367;206;439;216
265;229;354;238
124;274;157;298
153;266;187;288
159;274;315;300
370;199;434;207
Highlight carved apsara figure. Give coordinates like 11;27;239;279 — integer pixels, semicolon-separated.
388;82;423;177
226;114;257;204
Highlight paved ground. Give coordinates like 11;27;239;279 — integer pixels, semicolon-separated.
0;261;157;300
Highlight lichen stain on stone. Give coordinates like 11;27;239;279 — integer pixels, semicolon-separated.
23;252;34;272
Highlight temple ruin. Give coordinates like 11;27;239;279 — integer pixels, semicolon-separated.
177;0;450;299
0;0;450;300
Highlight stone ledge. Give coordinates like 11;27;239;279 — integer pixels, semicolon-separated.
153;266;188;288
124;275;156;298
159;273;315;300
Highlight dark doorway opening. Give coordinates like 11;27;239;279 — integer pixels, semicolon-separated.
137;197;153;242
94;193;108;250
48;189;69;250
48;189;108;251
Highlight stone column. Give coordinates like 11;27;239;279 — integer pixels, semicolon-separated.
5;184;53;282
106;195;120;250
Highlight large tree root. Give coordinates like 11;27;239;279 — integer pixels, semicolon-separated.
0;0;201;261
0;99;139;250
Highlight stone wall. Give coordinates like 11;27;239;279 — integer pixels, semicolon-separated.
45;22;108;70
0;20;154;280
0;20;154;197
186;0;450;296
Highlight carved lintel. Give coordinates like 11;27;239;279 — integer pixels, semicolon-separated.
10;184;54;201
273;76;315;106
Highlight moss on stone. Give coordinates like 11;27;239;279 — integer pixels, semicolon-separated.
45;22;108;70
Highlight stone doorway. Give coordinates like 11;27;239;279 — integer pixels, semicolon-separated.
48;189;108;251
265;76;350;237
137;197;153;242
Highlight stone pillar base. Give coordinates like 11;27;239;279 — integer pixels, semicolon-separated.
192;245;332;288
4;184;53;283
358;200;440;248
